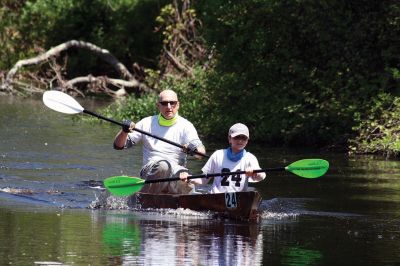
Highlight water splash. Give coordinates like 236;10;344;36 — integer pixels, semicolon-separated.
260;198;360;220
0;187;35;195
147;207;212;219
259;198;300;220
261;211;299;220
90;191;214;221
89;191;129;210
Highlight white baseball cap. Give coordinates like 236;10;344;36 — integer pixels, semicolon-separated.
228;123;249;138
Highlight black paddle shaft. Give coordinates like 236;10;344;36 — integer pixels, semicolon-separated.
83;109;209;158
143;167;286;184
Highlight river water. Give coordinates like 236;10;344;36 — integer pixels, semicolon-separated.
0;95;400;265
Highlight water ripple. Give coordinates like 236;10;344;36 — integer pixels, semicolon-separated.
3;161;96;171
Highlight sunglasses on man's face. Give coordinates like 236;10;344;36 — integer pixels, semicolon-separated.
159;101;178;107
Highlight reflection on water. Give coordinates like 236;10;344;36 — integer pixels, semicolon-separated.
281;247;322;265
1;96;400;264
3;203;399;265
97;211;263;266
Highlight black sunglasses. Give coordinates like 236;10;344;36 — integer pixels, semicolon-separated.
159;101;178;106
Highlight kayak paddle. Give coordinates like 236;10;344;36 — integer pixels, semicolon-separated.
42;90;209;158
104;158;329;196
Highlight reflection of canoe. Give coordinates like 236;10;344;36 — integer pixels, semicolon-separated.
127;191;262;222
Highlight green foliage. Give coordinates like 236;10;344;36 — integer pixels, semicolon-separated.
195;0;400;146
155;0;206;75
350;94;400;157
158;66;214;134
98;0;400;149
1;0;168;75
2;0;400;154
99;65;214;136
100;93;158;122
0;1;31;69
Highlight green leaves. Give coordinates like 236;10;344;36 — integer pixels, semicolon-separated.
194;0;400;146
99;94;158;123
350;95;400;157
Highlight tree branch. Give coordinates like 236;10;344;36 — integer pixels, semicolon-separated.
1;40;151;96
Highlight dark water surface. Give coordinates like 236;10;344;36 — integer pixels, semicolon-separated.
1;95;400;265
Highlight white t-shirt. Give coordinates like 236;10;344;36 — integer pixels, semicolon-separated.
125;115;202;167
202;149;265;193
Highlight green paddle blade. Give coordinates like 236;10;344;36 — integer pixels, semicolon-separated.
104;176;145;196
285;159;329;178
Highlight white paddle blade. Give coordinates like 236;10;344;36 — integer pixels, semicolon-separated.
43;90;84;114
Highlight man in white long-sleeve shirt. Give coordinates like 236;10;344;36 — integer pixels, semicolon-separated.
113;89;206;194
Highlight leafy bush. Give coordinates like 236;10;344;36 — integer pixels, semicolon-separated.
0;1;31;69
99;65;213;136
101;93;158;122
350;94;400;157
102;0;400;148
195;0;400;146
1;0;168;76
3;0;400;152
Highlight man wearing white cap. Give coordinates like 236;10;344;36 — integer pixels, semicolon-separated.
182;123;265;193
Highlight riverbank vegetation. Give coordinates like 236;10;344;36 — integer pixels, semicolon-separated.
0;0;399;156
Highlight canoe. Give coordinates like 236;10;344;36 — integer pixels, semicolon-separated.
127;190;262;222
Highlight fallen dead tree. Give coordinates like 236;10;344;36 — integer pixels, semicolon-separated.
1;1;210;97
1;40;151;97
